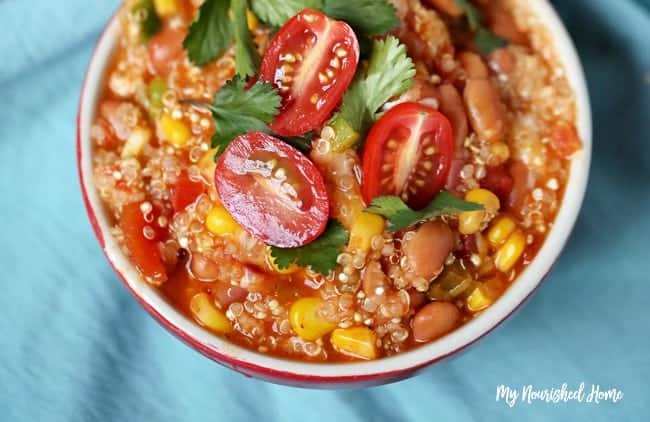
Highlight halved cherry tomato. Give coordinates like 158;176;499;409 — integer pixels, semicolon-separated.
506;160;532;211
171;171;205;212
120;202;167;283
147;26;186;77
214;132;329;248
361;102;455;209
259;9;359;136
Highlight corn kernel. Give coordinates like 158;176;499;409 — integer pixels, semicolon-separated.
121;126;151;158
266;247;299;274
349;212;385;252
161;113;191;147
190;293;233;333
466;285;493;312
487;216;517;248
330;327;377;360
246;10;259;31
494;229;526;272
459;189;500;235
198;148;217;181
153;0;178;17
289;298;336;341
205;204;241;236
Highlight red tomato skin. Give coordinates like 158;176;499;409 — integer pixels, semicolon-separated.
120;202;167;283
171;171;205;212
147;27;186;77
214;132;329;248
361;102;455;209
260;9;359;136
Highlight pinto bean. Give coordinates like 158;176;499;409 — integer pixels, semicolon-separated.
412;301;461;342
190;253;220;281
362;261;388;297
458;51;489;80
485;5;527;45
507;160;533;211
214;283;248;308
403;221;455;280
438;83;468;152
463;78;505;143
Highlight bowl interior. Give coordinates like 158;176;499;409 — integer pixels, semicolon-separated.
78;1;591;381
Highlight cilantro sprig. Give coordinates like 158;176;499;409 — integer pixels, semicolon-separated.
183;0;233;66
187;78;317;156
189;77;281;153
333;36;416;141
250;0;322;27
250;0;398;36
366;192;483;232
270;220;349;275
232;0;260;77
454;0;507;54
321;0;399;36
183;0;260;77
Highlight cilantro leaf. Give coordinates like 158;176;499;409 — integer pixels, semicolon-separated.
132;0;161;42
366;192;484;232
201;77;281;153
270;220;349;275
454;0;481;31
250;0;323;27
322;0;399;36
334;36;415;139
183;0;233;66
475;27;508;54
232;0;260;77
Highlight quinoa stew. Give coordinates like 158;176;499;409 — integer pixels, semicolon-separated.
91;0;582;362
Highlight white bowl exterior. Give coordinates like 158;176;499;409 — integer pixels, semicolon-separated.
78;1;591;382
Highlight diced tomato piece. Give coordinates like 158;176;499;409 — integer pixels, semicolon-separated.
147;27;187;77
171;171;205;212
481;164;513;204
549;123;581;158
120;202;167;283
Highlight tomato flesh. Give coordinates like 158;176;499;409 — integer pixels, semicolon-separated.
147;27;186;77
171;171;205;212
120;202;167;283
215;132;330;247
361;103;455;209
260;9;359;136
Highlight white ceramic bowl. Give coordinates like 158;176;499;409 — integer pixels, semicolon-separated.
77;1;591;388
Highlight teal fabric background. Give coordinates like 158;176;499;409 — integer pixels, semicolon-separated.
1;0;648;420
